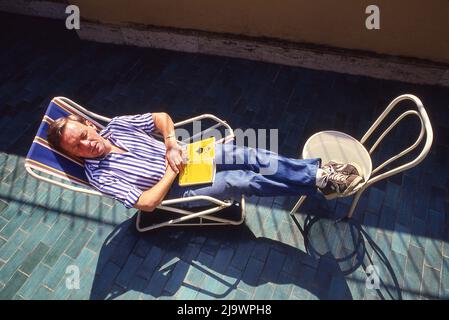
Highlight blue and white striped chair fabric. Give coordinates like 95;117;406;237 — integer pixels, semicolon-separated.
25;97;104;187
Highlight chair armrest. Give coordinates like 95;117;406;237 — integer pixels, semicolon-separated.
174;113;235;144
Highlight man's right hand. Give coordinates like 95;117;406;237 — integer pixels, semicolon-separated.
166;161;183;177
135;160;180;212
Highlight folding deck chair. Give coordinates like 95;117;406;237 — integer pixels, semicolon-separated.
25;97;246;232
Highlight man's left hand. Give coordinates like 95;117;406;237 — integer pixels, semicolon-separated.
166;140;185;174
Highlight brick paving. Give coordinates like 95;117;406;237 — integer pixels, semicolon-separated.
0;12;448;300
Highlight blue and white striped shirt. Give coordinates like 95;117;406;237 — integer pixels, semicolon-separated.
84;113;167;209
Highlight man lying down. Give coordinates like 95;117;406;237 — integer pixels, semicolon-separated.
46;112;364;212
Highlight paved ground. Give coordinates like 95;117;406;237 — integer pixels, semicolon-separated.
0;12;448;300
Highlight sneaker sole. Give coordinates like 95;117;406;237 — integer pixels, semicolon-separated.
343;175;364;195
323;192;338;200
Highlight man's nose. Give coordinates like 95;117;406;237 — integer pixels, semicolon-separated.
80;140;92;148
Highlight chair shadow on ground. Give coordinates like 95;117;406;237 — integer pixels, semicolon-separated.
89;208;402;300
294;214;403;300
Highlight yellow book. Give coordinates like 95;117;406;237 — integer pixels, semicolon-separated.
179;137;216;186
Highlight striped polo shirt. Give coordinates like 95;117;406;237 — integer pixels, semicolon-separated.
84;113;167;209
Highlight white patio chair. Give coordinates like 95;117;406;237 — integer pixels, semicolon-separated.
25;97;245;232
290;94;433;219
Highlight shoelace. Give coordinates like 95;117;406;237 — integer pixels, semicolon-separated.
327;171;349;183
321;164;349;187
329;161;354;175
321;164;334;186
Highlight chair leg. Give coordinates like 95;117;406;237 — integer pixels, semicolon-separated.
291;191;362;221
346;190;364;219
290;196;307;216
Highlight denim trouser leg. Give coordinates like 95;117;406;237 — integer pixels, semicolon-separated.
215;143;320;186
166;143;321;207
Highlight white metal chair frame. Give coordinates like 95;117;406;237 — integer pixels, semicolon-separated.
25;97;246;232
290;94;433;219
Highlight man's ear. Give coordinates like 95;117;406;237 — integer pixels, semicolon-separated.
85;120;97;130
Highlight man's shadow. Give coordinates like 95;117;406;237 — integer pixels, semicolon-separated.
89;207;402;300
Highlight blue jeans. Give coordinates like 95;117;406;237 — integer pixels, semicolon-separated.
166;142;321;207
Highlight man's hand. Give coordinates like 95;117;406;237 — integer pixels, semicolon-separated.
135;157;179;212
152;112;187;174
165;160;180;177
166;140;186;174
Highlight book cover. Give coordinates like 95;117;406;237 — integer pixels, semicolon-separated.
178;137;216;186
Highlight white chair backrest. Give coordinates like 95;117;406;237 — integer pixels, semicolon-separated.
360;94;433;187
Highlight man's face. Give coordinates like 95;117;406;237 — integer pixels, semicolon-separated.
60;120;109;158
